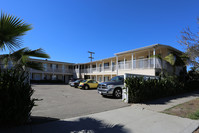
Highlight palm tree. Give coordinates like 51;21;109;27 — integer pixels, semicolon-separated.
151;52;188;76
2;47;50;70
164;53;188;75
0;12;32;51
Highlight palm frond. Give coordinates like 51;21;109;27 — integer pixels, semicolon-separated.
0;11;32;51
26;61;43;71
23;48;50;58
164;54;175;66
3;47;50;70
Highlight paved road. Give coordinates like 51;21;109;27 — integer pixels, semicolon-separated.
31;84;128;119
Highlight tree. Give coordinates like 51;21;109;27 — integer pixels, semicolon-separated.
151;52;187;76
0;11;50;70
0;12;32;51
0;11;49;125
179;18;199;69
2;47;50;70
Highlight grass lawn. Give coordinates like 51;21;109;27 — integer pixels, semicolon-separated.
162;98;199;120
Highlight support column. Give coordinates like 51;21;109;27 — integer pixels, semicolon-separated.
102;61;104;72
116;56;118;75
124;57;126;70
96;62;98;72
132;53;134;70
148;51;150;69
111;59;113;71
62;64;65;73
42;73;44;80
153;48;156;69
78;64;80;78
96;75;97;81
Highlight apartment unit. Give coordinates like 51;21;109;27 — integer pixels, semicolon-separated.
74;44;184;82
29;59;74;83
0;44;184;83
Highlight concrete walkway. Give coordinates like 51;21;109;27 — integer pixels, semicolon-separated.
2;91;199;133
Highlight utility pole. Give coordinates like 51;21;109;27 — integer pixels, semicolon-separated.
88;51;95;62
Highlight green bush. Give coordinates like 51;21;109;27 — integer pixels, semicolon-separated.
125;76;185;103
0;68;35;126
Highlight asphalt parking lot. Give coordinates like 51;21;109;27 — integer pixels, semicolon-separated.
31;84;129;119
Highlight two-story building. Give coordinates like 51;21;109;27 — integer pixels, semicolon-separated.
0;44;184;83
74;44;184;82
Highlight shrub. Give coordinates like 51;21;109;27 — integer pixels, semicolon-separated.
0;68;35;126
125;76;185;103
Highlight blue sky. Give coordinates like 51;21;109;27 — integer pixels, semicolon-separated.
1;0;199;63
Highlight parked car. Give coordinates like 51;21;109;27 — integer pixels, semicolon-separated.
97;75;124;98
69;78;77;87
79;79;98;90
73;79;83;88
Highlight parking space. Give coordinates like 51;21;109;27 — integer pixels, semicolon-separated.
31;84;129;119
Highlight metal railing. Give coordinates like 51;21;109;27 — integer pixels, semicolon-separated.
80;58;170;73
31;67;73;73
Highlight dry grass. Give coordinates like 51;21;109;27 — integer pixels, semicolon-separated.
163;98;199;119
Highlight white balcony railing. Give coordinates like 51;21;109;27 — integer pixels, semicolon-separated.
31;67;73;73
80;58;169;74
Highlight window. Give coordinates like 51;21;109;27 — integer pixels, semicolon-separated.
104;63;109;67
87;80;93;83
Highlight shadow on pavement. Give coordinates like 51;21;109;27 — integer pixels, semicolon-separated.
144;90;199;105
32;117;130;133
30;116;59;125
0;117;130;133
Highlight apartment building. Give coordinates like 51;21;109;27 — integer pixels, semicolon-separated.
74;44;184;82
0;44;184;83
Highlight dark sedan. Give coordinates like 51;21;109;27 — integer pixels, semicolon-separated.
73;79;83;88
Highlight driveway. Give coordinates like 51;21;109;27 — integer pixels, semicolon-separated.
31;84;128;119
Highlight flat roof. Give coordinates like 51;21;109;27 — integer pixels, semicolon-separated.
114;44;183;55
76;56;116;65
30;58;74;65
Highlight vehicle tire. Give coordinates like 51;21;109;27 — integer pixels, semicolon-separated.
84;85;90;90
113;88;122;98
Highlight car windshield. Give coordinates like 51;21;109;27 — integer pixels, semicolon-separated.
82;80;87;83
110;76;123;82
75;80;80;83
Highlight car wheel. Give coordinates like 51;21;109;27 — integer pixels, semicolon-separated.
84;85;89;90
114;88;122;98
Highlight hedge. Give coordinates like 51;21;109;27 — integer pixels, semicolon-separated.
124;76;196;103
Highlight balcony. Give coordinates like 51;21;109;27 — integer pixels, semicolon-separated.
31;67;73;74
79;58;166;74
